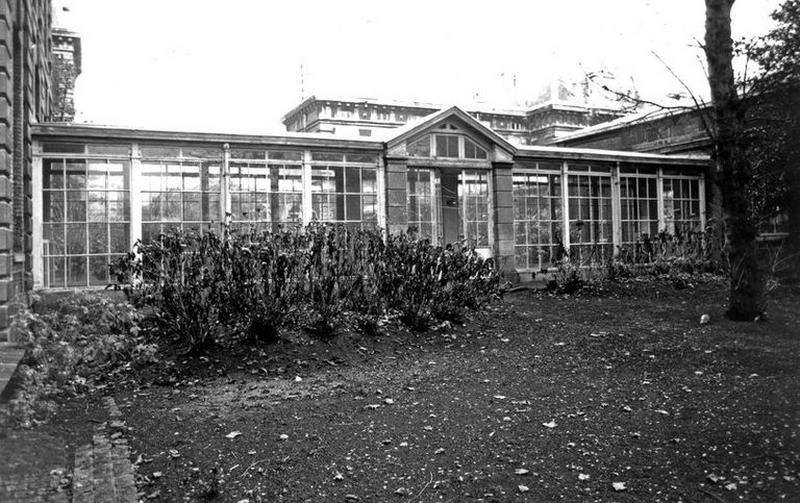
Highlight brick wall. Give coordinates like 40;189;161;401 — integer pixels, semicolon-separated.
0;0;52;340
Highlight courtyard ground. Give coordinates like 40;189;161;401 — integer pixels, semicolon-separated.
4;279;800;502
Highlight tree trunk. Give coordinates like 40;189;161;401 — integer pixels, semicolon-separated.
705;0;766;320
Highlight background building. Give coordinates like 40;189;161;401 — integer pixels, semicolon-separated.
282;85;625;147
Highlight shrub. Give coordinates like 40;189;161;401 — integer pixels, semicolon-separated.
111;225;505;343
112;229;227;352
375;234;502;330
3;293;155;427
223;230;305;343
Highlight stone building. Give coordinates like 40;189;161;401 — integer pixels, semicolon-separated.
31;107;707;291
282;93;624;147
0;0;717;338
0;0;54;338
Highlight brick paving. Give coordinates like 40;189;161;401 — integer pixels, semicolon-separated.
0;396;138;503
72;397;137;503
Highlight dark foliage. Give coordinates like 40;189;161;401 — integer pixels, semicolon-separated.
110;226;504;350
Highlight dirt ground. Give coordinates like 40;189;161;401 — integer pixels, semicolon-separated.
36;280;800;501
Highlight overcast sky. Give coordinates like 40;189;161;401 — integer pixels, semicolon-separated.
59;0;781;133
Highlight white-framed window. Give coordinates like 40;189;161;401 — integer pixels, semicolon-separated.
310;152;378;229
42;158;131;287
460;170;490;247
139;161;221;242
663;177;701;234
620;176;658;244
229;150;304;232
567;166;613;266
513;165;563;271
406;129;490;161
435;134;459;158
407;168;438;241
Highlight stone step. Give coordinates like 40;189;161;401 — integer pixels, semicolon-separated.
0;342;25;401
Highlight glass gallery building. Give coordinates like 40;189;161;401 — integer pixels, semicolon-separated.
32;106;708;289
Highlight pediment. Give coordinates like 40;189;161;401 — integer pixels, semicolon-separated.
385;106;516;161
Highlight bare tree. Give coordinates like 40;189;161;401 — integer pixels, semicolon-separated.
705;0;766;320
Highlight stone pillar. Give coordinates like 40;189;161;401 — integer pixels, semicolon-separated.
384;158;408;236
492;161;516;279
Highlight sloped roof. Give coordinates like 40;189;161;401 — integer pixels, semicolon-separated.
382;106;517;155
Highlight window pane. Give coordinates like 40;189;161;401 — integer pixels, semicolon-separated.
44;160;64;189
88;223;108;254
89;256;110;286
65;161;86;189
67;256;87;286
109;224;129;253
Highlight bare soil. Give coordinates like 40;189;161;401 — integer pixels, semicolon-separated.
63;280;800;501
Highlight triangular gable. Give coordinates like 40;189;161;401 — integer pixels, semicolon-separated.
384;106;517;161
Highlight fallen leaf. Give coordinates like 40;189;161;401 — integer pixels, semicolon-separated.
334;472;344;481
394;487;409;496
612;482;627;491
542;421;557;429
725;482;737;491
518;485;529;493
279;434;289;441
578;473;590;481
225;431;242;439
515;468;530;475
434;448;445;454
384;398;395;405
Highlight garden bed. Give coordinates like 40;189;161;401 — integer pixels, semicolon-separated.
93;279;800;502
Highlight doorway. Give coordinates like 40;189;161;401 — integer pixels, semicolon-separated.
440;170;460;245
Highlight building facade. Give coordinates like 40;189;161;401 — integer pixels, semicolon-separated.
282;95;625;147
31;107;708;292
0;1;714;338
0;0;54;339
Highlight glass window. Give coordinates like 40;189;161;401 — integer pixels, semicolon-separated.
460;170;489;247
407;168;437;241
407;136;431;157
620;176;659;244
663;177;701;234
140;161;221;243
230;160;303;232
435;135;459;158
464;138;488;160
513;172;563;271
42;158;130;288
567;173;612;266
311;156;378;229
